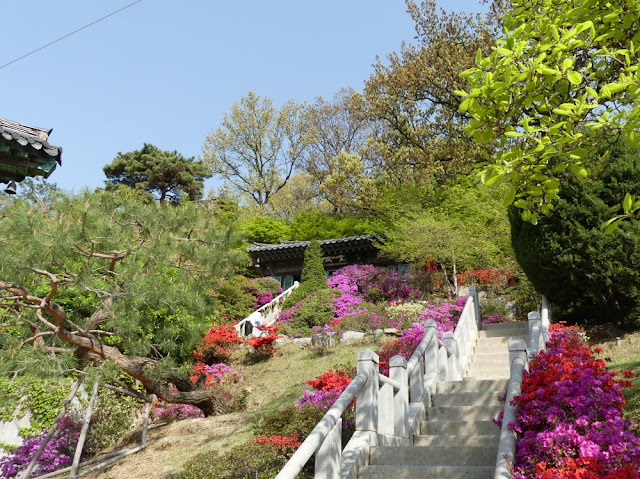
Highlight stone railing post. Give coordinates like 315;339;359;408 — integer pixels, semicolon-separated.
468;285;481;327
390;356;409;439
443;331;458;381
541;296;550;344
528;311;542;358
356;349;379;433
495;339;528;479
423;320;439;397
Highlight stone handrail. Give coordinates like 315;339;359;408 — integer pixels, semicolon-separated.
235;281;300;336
276;290;482;479
494;296;551;479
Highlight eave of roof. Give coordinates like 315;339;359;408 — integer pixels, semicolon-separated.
247;233;385;257
0;117;62;182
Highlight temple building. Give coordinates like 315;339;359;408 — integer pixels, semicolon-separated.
246;233;407;288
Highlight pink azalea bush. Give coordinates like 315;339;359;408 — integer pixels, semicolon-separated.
509;323;640;478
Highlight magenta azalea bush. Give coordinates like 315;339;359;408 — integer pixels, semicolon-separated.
509;324;640;478
0;415;83;479
152;403;204;422
327;265;418;301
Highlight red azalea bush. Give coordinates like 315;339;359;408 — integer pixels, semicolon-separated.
510;323;640;478
306;369;353;392
193;323;244;364
252;433;302;458
247;325;281;360
456;268;516;290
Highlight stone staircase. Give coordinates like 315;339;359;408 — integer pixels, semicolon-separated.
359;321;530;479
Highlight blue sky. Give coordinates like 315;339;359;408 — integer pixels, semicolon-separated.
2;0;486;194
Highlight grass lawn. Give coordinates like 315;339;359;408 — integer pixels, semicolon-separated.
595;330;640;429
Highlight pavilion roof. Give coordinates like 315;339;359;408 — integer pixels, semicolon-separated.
0;117;62;183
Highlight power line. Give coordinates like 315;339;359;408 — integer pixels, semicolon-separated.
0;0;144;71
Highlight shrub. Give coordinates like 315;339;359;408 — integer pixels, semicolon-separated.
0;414;83;479
509;144;640;328
246;325;281;361
193;323;244;364
279;290;339;337
456;268;516;291
215;276;283;320
151;403;203;422
84;389;142;456
173;441;310;479
252;404;325;439
510;324;640;478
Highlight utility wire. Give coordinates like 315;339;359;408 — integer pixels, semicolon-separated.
0;0;144;71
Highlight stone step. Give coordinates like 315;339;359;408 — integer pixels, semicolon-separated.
437;379;507;393
467;364;511;376
473;345;511;356
427;405;503;421
471;352;510;362
478;327;529;338
475;336;529;346
413;434;500;448
370;445;497;467
466;369;511;380
421;420;499;435
359;464;495;478
432;391;503;407
481;321;529;330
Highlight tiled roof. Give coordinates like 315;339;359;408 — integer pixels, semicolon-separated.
0;117;62;182
247;234;385;262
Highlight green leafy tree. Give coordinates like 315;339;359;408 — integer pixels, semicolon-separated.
104;143;211;203
462;0;640;223
202;91;312;208
379;180;515;293
362;0;506;189
0;189;244;415
288;210;384;242
509;143;640;328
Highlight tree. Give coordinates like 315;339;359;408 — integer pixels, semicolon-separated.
202;91;311;208
462;0;640;223
362;0;505;188
0;189;245;415
103;143;211;203
281;240;327;307
302;89;377;212
508;143;640;328
379;180;515;294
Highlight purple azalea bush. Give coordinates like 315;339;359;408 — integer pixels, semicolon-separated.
0;415;83;479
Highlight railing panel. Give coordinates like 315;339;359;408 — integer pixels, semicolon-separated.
315;418;342;479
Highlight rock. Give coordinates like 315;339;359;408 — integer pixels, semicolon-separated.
275;336;291;344
293;337;312;346
457;286;469;297
383;328;402;336
311;333;335;348
340;331;365;342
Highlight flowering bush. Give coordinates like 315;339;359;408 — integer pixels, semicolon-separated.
482;313;509;325
456;268;516;290
328;265;418;301
247;325;281;360
376;298;466;374
417;296;466;340
510;324;640;478
0;414;83;479
193;323;244;364
385;301;429;330
152;402;204;422
252;434;301;458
